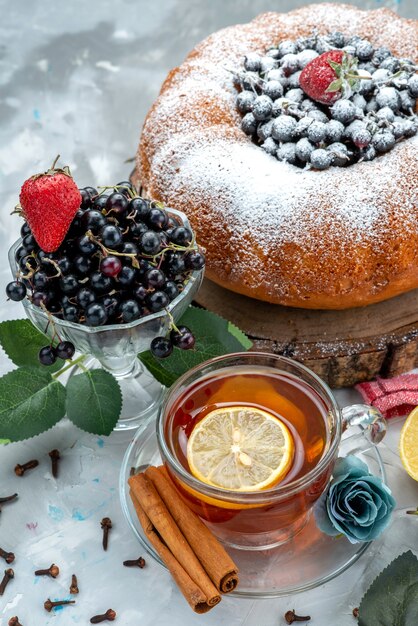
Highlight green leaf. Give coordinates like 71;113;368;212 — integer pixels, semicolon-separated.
66;370;122;436
328;59;342;77
0;367;66;442
359;551;418;626
0;319;63;372
139;306;252;387
326;78;342;93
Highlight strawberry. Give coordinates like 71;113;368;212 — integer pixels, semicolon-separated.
19;157;81;252
299;50;364;106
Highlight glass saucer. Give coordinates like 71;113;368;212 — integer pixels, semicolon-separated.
119;420;385;598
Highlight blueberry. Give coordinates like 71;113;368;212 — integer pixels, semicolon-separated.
266;48;280;59
372;46;391;66
403;120;418;137
295;137;315;163
358;78;375;97
73;254;92;275
145;268;166;288
307;121;327;143
33;271;48;290
352;127;372;148
280;53;300;76
276;143;297;165
252;95;273;121
271;115;297;142
241;112;257;135
376;87;401;111
77;235;97;255
352;94;367;111
376;106;395;122
315;36;332;55
331;100;356;124
380;57;400;73
307;109;329;123
93;195;109;211
295;116;313;138
236;91;256;113
310;148;332;170
372;130;396;152
372;68;390;84
85;302;107;326
365;98;379;113
244;52;261;72
20;222;31;238
287;70;302;90
22;233;37;252
399;90;415;112
327;31;345;48
259;56;276;74
170;325;195;350
262;80;283;100
356;40;374;61
361;145;377;161
267;69;288;87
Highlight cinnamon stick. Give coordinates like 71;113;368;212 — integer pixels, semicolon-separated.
130;491;215;614
146;465;239;593
129;474;220;612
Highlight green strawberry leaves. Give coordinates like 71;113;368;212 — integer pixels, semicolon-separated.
358;551;418;626
0;319;63;372
0;367;66;442
66;370;122;436
139;306;252;387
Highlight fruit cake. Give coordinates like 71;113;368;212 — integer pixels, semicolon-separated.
134;3;418;309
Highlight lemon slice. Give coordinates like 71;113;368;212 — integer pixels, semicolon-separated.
187;406;294;492
400;406;418;481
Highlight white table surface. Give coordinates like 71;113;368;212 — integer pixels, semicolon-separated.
1;1;418;624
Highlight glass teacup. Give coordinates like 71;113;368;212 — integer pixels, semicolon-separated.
157;352;386;550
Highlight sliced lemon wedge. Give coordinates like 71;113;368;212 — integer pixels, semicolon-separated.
400;406;418;481
187;406;294;492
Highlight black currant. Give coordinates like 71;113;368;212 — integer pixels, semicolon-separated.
80;188;94;209
63;304;80;322
121;241;139;256
59;274;79;295
119;299;142;323
102;295;120;318
15;246;28;263
20;222;31;238
129;221;148;239
129;197;149;221
117;265;136;287
140;231;161;255
100;224;123;248
22;233;38;252
6;281;27;301
90;271;113;294
164;251;186;276
32;291;49;307
81;210;107;233
55;341;75;360
85;302;107;326
146;290;169;312
150;336;173;358
100;256;122;277
105;192;128;214
170;325;196;350
77;234;97;255
76;287;96;308
39;345;57;366
116;180;134;196
73;254;92;275
164;281;179;300
133;284;147;301
185;250;205;270
32;271;49;290
147;207;168;230
56;256;72;274
169;227;193;246
93;194;109;211
145;268;166;289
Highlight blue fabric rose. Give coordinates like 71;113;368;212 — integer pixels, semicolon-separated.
315;456;396;544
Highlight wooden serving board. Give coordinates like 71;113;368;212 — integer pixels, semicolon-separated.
194;279;418;388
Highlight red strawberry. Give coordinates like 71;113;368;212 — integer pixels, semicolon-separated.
299;50;361;106
19;157;81;252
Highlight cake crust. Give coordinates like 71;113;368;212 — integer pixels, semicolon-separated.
135;3;418;309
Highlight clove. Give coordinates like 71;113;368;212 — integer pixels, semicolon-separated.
0;568;14;595
123;556;145;568
8;618;23;626
90;609;116;623
35;563;59;578
285;610;311;624
48;449;60;478
44;598;75;612
101;517;112;551
70;573;79;594
0;548;15;564
14;460;39;477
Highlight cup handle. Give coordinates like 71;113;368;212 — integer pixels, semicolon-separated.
341;404;387;445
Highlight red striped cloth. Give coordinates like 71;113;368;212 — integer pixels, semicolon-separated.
355;374;418;419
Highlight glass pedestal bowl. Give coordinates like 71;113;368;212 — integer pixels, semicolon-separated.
8;210;203;431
